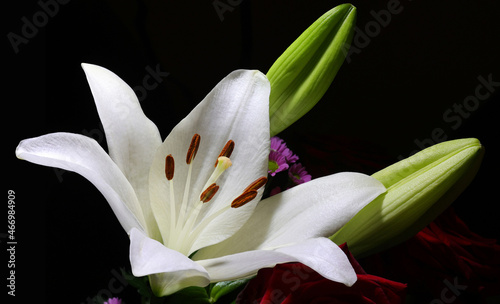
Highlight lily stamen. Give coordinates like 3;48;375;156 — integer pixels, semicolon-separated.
165;154;177;241
200;183;219;203
165;154;175;181
243;176;268;193
176;134;201;236
186;134;201;164
231;190;258;208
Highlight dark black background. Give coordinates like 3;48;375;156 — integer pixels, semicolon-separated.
5;0;500;302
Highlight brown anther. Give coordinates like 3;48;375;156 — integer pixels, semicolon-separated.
200;183;219;203
231;190;258;208
243;177;268;193
215;140;235;167
165;154;175;180
186;134;201;164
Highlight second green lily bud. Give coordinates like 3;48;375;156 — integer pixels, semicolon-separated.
267;3;357;136
330;138;484;258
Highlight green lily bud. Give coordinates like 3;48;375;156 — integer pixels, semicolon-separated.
267;3;357;136
330;138;484;258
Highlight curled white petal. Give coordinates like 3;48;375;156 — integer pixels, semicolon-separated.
197;237;357;287
16;132;145;234
129;228;210;296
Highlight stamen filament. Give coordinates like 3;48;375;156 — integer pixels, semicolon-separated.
177;201;204;254
168;179;176;240
184;205;231;251
175;134;201;238
178;181;218;254
164;154;177;242
175;161;194;234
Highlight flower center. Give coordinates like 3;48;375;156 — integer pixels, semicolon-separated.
268;160;279;173
163;133;267;255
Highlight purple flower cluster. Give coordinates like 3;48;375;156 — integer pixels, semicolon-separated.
288;163;312;185
104;298;122;304
268;137;311;195
269;137;298;176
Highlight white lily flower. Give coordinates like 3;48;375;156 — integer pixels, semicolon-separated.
16;64;386;296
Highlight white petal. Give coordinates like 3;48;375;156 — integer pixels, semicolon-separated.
148;70;271;252
82;63;162;237
129;228;210;296
16;133;145;233
195;172;385;258
197;237;357;286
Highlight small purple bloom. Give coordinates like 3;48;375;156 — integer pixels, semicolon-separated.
270;136;299;164
288;163;312;185
268;150;289;176
285;151;299;164
270;136;288;153
104;298;122;304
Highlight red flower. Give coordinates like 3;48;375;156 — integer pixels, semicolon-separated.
361;208;500;303
236;244;406;304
